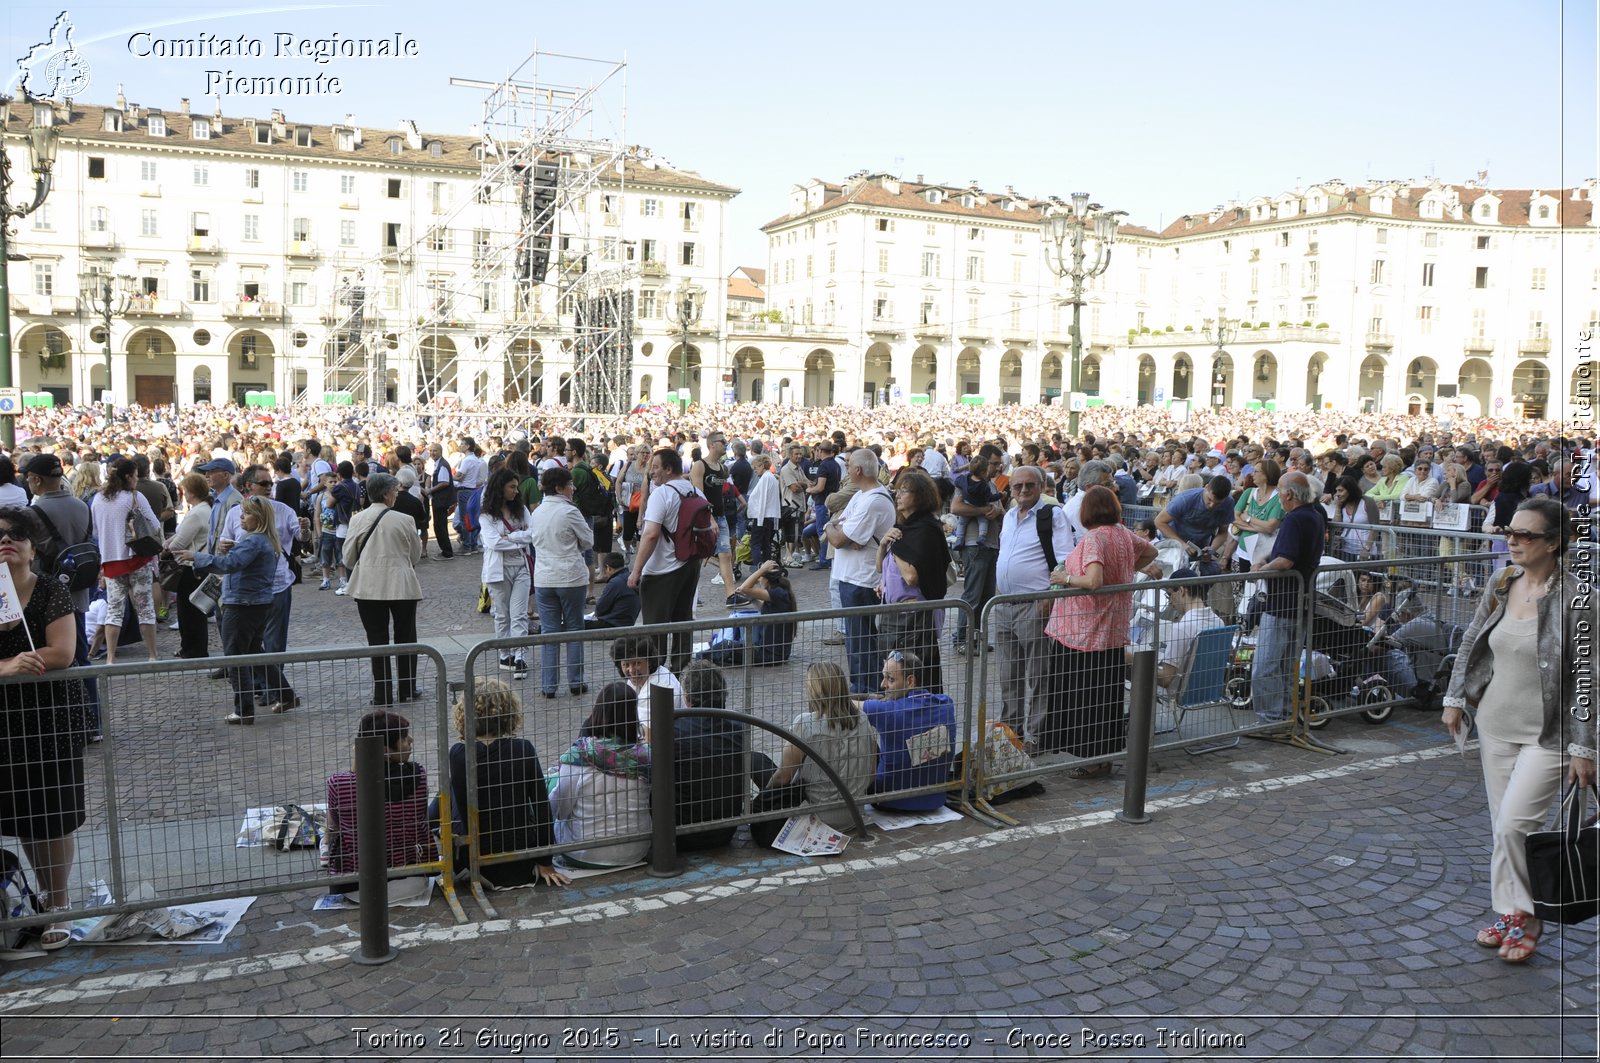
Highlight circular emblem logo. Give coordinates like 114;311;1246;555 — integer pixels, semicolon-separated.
44;49;92;97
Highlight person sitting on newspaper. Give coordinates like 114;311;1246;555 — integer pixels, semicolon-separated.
852;649;955;813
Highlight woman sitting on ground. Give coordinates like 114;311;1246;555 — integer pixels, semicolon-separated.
550;682;652;869
611;632;682;742
323;710;437;881
753;662;878;847
446;678;570;889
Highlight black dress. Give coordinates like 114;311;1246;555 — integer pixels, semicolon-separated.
0;576;89;840
883;513;951;694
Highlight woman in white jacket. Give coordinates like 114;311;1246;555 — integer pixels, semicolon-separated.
528;465;594;699
481;468;536;679
745;453;781;568
551;681;651;868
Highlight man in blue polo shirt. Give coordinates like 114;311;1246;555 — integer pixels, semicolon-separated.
1155;477;1235;563
856;650;955;812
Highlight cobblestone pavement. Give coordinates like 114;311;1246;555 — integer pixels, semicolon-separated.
2;553;1596;1061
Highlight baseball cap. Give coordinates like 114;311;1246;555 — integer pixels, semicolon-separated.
197;457;237;474
22;454;64;478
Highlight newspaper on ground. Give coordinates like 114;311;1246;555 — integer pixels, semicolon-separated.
864;804;962;831
313;875;436;910
771;814;849;856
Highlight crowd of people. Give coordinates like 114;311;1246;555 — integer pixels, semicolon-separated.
0;396;1593;956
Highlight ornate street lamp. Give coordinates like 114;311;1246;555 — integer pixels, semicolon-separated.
79;269;134;406
1202;307;1237;409
1041;192;1122;438
664;282;703;412
0;103;62;446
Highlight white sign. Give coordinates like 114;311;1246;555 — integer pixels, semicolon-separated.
0;388;21;416
1068;392;1088;412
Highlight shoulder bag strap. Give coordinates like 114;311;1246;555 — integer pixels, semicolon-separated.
1035;504;1058;573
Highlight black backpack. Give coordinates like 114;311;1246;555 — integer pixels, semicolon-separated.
32;505;101;595
1035;502;1060;573
573;461;613;519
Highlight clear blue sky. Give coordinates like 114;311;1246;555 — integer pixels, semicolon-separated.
5;0;1594;265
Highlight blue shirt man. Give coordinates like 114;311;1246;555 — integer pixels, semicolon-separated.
858;651;956;812
1155;479;1236;557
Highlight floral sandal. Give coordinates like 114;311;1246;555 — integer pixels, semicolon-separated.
38;907;72;951
1476;913;1514;948
1497;913;1539;964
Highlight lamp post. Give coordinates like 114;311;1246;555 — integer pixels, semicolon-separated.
664;282;702;412
0;104;62;448
1202;307;1236;409
79;269;133;407
1041;192;1122;439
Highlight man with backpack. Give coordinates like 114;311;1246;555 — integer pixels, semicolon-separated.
568;438;614;580
991;464;1072;740
24;453;102;739
628;448;713;674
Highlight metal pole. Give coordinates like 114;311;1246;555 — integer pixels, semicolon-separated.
1068;297;1083;440
352;734;398;965
101;280;113;406
1118;648;1157;825
647;682;681;877
0;185;14;450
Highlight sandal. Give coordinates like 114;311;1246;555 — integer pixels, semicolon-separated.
38;907;72;951
1498;913;1540;963
1476;913;1515;948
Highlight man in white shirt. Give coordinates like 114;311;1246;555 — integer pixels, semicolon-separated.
1155;570;1225;718
1063;459;1112;551
629;448;703;673
991;464;1072;740
824;448;897;694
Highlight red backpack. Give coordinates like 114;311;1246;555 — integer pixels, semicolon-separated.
666;482;719;561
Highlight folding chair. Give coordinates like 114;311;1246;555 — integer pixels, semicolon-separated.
1173;624;1242;755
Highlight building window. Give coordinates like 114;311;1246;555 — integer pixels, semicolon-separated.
1475;266;1489;289
827;247;836;274
873;296;891;321
244;168;260;190
30;204;51;231
1531;267;1547;290
967;295;980;326
1424;232;1438;248
191;211;210;236
1529;310;1547;339
639;290;657;318
640;239;657;262
1250;266;1260;294
641;198;658;218
1476;235;1491;250
920;299;936;325
1417;305;1434;334
878;248;890;274
966;255;982;282
1306;260;1319;290
254;125;271;145
426;226;448;252
1011;259;1023;284
140;160;158;182
295;126;312;147
340;174;356;195
1421;262;1435;286
243;214;260;241
1370;259;1386;284
192;118;210;140
1538;204;1551;220
89;206;109;232
88;157;106;179
680;241;697;266
141;209;159;237
292;170;308;193
340;220;356;247
190;268;212;302
388;137;402;155
921;251;939;278
387;178;402;199
1375;228;1388;245
147;114;166;137
384;224;401;248
193;164;209;186
292;218;311;242
337;130;354;151
1471;307;1488;338
1009;301;1022;331
289;276;313;305
876;218;892;233
32;262;53;296
102;112;121;132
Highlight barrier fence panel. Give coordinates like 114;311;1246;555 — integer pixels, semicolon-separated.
973;568;1307;797
1296;552;1498;729
455;598;976;914
0;644;462;941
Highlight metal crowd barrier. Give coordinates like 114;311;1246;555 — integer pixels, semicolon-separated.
454;598;976;918
0;644;464;937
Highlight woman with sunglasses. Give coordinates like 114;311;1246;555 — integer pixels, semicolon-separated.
174;496;282;724
1443;496;1595;964
0;507;91;950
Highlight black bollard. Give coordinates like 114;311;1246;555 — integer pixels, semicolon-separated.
648;682;681;878
352;734;398;965
1119;649;1156;825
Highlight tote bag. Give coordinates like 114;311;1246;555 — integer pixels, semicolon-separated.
1526;784;1600;925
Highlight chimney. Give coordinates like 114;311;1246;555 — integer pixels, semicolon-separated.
115;84;127;111
179;98;189;114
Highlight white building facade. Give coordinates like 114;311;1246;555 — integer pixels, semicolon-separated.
758;172;1599;419
3;95;737;409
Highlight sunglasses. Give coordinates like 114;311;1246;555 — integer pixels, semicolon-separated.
1504;529;1552;545
0;528;26;542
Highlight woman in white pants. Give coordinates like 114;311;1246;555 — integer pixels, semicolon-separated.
480;468;534;680
1443;496;1595;964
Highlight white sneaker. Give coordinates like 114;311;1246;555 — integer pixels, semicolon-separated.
710;574;724;586
334;583;349;596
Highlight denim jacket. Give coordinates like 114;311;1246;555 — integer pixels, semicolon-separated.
1443;564;1596;760
194;532;278;606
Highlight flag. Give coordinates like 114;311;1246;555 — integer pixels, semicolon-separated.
0;564;23;626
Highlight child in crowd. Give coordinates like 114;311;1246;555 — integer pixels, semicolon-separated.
316;471;342;590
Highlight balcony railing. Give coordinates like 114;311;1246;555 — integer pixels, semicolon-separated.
222;300;284;321
1519;336;1552;354
287;241;319;259
726;319;846;339
123;296;186;318
1128;325;1339;346
188;234;220;253
1365;331;1393;349
1463;338;1495;354
81;229;118;249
